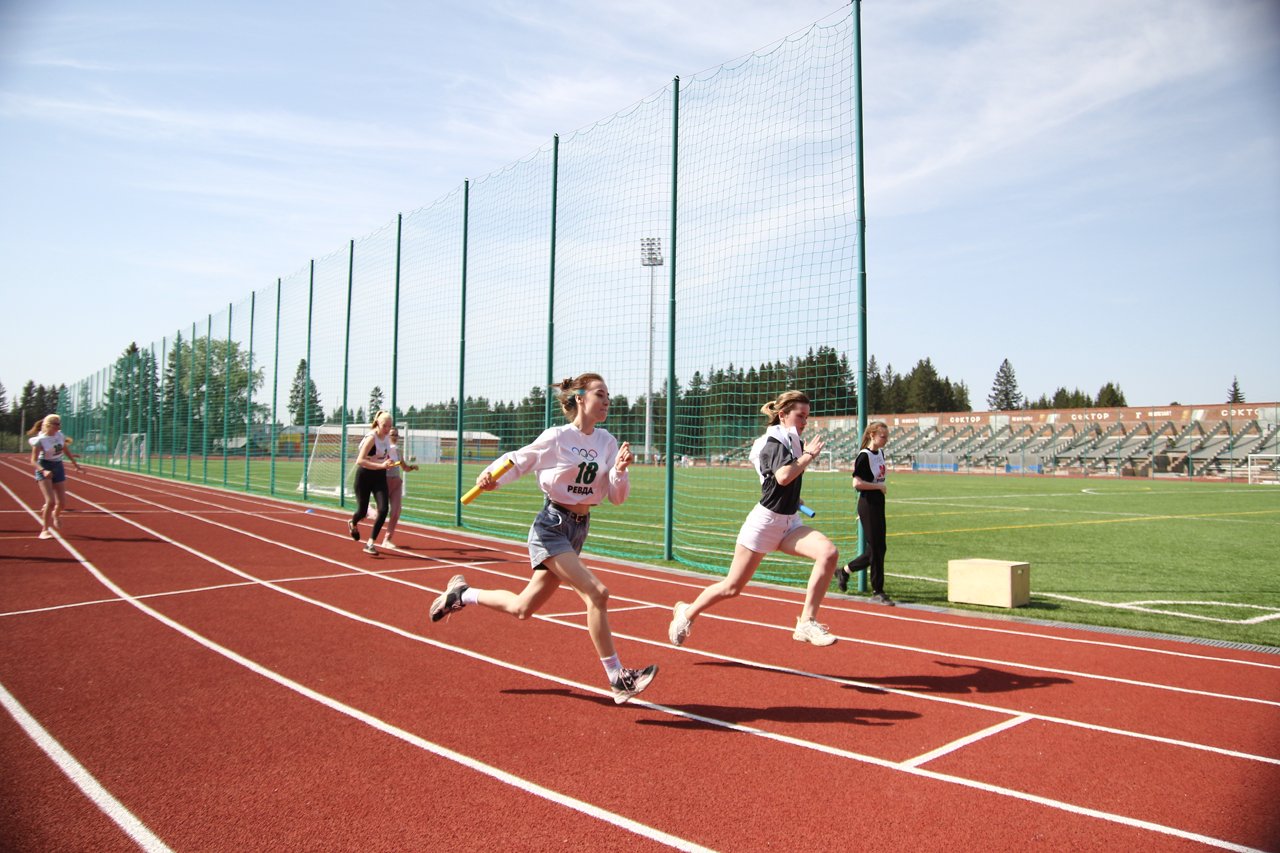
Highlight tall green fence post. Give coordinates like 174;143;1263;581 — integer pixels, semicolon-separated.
663;77;679;561
546;134;559;430
246;290;256;491
303;261;315;500
340;239;355;508
455;180;469;526
223;303;232;487
149;342;157;474
391;214;402;423
270;279;281;495
187;322;196;480
203;314;212;484
852;0;870;593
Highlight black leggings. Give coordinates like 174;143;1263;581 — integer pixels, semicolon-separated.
847;494;887;594
351;468;389;541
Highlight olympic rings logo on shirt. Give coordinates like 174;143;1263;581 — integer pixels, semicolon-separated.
570;447;599;460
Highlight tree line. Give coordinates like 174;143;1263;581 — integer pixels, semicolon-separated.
7;344;1251;458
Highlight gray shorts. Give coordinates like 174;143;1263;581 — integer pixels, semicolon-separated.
528;501;590;570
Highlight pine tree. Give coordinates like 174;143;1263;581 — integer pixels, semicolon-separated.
288;359;322;426
1095;382;1127;408
987;359;1023;411
1227;376;1245;404
368;386;385;419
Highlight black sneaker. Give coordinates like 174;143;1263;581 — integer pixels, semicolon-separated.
429;575;469;623
836;563;852;593
348;520;360;541
869;592;896;607
610;664;658;705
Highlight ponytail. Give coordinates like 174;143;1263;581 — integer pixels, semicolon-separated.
554;373;605;419
760;391;810;426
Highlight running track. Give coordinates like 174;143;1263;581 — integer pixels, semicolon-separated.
1;459;1277;852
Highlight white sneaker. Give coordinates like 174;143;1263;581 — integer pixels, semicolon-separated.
363;541;378;555
668;602;693;646
793;617;836;646
381;539;397;549
37;530;53;540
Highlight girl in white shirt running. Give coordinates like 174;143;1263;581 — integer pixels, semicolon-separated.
429;373;658;705
28;414;82;539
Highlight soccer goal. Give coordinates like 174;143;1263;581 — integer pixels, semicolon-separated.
110;433;148;467
1247;454;1280;485
299;423;421;497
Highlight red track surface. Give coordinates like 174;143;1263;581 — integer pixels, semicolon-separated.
1;458;1278;851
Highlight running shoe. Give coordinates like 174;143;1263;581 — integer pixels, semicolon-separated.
37;530;53;540
668;602;693;646
363;541;378;555
381;539;397;549
869;592;896;607
610;664;658;704
429;575;469;623
793;618;837;646
836;563;853;593
348;520;360;541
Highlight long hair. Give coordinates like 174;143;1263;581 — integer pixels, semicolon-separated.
760;390;810;426
859;420;888;450
553;373;605;419
27;414;61;437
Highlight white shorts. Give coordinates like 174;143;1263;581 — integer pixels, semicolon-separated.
736;503;804;554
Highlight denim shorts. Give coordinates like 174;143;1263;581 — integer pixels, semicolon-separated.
38;460;66;484
527;501;590;570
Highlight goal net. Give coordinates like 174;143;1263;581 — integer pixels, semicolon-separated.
299;423;425;497
1247;454;1279;485
111;433;148;467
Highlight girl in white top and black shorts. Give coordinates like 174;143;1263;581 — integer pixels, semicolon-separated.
28;414;82;539
428;373;658;705
667;390;840;648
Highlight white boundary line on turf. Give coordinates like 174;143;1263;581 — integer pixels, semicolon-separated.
32;473;1280;770
0;681;175;853
62;468;1280;709
69;461;1280;670
0;481;711;853
19;488;1267;853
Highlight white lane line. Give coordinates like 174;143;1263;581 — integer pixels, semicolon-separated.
0;681;175;853
30;470;1280;767
82;462;1280;673
901;714;1035;769
21;483;1278;851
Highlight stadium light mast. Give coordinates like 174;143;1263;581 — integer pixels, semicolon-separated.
640;237;663;464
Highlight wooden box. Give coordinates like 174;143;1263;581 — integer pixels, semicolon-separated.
947;558;1030;608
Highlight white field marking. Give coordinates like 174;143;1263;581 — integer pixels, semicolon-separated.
31;477;1280;770
1035;594;1280;625
50;462;1280;679
881;574;1280;628
901;714;1035;769
0;488;712;853
22;490;1274;851
0;682;175;852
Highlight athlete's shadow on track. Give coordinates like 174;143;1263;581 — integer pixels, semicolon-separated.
373;545;507;563
842;661;1072;695
502;687;920;728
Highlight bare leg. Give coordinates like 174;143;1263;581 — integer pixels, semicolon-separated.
684;545;767;621
779;527;838;622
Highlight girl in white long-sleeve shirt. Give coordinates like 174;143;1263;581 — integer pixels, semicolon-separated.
428;373;657;705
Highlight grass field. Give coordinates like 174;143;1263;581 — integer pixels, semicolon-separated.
104;456;1280;649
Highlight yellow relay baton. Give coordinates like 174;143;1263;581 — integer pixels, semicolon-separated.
461;457;515;505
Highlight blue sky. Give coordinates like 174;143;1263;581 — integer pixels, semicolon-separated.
1;0;1277;410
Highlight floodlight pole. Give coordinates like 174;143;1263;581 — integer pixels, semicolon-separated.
641;237;663;464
